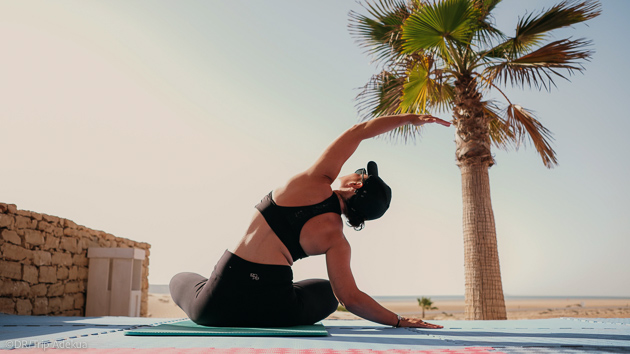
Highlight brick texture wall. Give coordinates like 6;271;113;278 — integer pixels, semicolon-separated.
0;202;150;316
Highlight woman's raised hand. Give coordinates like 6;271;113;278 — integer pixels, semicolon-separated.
408;114;451;127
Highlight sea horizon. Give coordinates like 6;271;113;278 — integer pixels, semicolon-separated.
149;284;629;301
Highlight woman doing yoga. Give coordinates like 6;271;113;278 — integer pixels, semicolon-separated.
170;113;450;329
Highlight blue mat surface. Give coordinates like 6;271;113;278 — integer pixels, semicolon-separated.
1;314;629;351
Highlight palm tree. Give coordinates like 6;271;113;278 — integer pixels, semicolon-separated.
350;0;600;320
417;296;438;318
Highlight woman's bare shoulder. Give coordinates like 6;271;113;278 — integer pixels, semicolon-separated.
300;212;346;256
273;172;334;206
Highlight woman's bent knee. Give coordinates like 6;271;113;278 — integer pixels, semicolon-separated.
168;272;206;314
294;279;339;324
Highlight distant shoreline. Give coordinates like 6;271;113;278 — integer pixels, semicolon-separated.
149;283;629;300
374;295;630;301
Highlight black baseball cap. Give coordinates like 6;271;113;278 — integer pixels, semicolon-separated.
347;161;392;220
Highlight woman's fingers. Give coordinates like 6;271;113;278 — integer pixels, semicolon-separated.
430;117;451;127
410;115;451;127
420;321;443;329
408;318;443;329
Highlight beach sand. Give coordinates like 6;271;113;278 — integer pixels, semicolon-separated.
148;293;630;320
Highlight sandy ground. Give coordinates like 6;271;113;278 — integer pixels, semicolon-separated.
148;293;630;321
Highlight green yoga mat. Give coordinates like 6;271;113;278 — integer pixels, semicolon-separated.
125;320;328;337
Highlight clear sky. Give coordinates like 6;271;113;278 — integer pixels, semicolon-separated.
1;0;628;297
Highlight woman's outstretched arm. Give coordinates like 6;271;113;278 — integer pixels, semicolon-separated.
324;230;443;329
307;114;450;183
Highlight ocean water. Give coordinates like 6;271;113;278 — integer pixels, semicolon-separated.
374;295;630;302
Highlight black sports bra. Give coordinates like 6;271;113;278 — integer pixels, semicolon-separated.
255;192;341;261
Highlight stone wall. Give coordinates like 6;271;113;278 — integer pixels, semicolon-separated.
0;202;150;317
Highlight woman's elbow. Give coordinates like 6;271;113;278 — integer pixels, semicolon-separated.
347;123;366;136
337;291;362;310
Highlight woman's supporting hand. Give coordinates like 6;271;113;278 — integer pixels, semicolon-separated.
401;317;444;329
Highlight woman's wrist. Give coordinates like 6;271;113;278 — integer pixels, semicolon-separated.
394;314;403;327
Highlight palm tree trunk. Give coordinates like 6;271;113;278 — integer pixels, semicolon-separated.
459;162;507;320
453;74;507;320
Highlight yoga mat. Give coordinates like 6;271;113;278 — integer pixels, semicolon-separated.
124;320;328;337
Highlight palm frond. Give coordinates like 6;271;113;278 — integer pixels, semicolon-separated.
484;38;593;90
428;70;456;113
400;60;432;114
483;100;516;149
471;0;505;49
515;0;601;42
399;58;455;114
386;123;424;144
355;65;447;144
402;0;477;61
504;104;557;168
349;0;415;66
472;20;504;51
486;0;601;59
473;0;503;14
355;70;406;121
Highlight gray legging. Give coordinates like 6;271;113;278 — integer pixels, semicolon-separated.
169;250;338;327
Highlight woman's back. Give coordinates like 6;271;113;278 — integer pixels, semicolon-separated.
233;172;343;266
